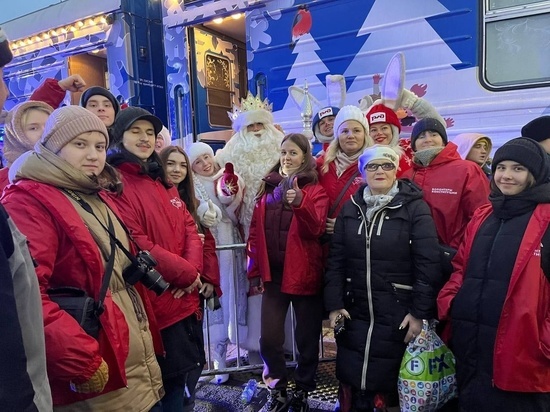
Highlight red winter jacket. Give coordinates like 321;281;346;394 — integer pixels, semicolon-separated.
29;78;66;109
1;180;163;405
247;182;329;295
110;162;203;329
0;167;9;192
438;203;550;391
316;156;363;218
402;142;490;249
202;228;222;298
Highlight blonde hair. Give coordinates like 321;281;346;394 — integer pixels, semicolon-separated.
321;120;372;174
21;106;51;129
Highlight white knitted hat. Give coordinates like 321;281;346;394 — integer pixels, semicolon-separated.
187;142;214;165
358;144;400;176
333;105;368;136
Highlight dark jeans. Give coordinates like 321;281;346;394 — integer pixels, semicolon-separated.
260;282;324;392
162;365;203;412
157;314;205;412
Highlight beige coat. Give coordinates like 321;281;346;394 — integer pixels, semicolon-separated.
54;194;163;411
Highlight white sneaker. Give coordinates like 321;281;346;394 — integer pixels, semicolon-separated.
212;348;229;384
211;373;229;384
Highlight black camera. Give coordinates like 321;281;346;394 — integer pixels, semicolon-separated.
123;251;169;296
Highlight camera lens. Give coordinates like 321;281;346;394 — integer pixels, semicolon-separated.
141;268;170;296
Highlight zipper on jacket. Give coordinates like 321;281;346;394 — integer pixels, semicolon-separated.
351;195;377;390
376;211;386;236
486;219;507;377
391;282;413;291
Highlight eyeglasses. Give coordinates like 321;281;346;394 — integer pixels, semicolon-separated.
365;162;396;172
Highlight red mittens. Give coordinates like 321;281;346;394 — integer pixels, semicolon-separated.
218;162;239;196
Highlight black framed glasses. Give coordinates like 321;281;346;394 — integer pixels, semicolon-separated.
365;162;396;172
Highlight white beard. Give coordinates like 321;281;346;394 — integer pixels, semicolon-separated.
215;124;284;239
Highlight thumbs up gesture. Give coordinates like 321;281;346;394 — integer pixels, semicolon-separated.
201;200;219;227
286;176;303;207
218;162;239;197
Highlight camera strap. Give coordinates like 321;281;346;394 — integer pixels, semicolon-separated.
63;189;135;314
63;189;139;264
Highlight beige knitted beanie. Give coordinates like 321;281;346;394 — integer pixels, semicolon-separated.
41;106;109;153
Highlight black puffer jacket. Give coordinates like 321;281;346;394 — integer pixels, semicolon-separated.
324;179;441;392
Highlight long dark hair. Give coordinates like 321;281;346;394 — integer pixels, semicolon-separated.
256;133;318;200
159;145;200;223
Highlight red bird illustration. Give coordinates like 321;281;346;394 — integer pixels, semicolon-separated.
290;5;312;50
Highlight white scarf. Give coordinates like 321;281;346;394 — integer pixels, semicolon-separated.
362;180;399;223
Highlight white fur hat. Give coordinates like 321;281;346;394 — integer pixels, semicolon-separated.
228;92;275;132
333;105;368;136
187;142;214;165
232;109;274;133
157;126;171;148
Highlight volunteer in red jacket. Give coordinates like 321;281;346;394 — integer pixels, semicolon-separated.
403;118;489;279
248;133;329;412
316;105;371;240
108;108;204;412
159;145;221;303
1;106;163;410
438;137;550;411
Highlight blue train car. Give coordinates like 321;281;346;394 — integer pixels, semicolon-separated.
162;0;550;150
2;0;167;120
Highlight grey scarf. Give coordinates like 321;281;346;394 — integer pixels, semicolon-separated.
362;180;399;223
413;147;444;166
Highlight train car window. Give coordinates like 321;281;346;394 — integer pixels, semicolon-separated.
483;1;550;89
488;0;542;10
204;52;232;127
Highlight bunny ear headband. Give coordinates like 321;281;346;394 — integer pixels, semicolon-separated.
288;74;347;142
359;52;406;112
288;74;347;114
